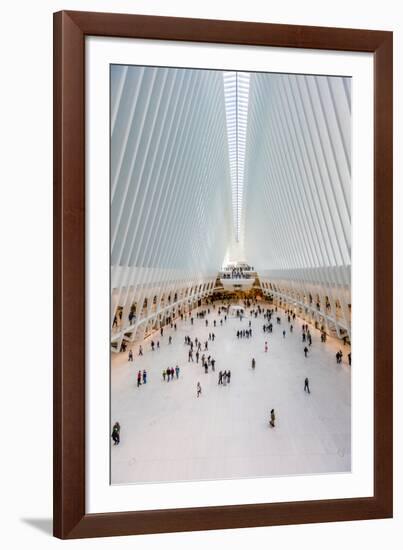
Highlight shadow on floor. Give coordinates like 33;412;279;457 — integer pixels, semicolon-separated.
21;518;53;536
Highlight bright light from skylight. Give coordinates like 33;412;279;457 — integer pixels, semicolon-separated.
223;71;250;242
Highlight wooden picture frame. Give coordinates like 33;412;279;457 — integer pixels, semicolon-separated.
53;10;393;539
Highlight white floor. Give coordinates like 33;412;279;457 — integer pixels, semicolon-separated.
111;302;351;485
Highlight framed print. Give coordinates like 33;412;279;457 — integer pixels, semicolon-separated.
53;10;393;539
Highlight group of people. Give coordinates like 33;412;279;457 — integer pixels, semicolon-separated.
162;366;180;381
236;328;253;338
113;297;351;446
218;370;231;385
137;369;147;386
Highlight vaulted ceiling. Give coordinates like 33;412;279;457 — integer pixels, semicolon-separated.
111;65;351;284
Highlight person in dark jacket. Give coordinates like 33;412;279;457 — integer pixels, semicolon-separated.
111;422;120;445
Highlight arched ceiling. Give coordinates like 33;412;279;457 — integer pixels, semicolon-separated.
111;65;351;286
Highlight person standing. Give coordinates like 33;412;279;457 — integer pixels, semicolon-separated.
128;349;134;362
304;377;310;393
269;409;276;428
111;422;120;445
197;382;202;398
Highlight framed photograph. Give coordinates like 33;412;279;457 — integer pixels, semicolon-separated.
53;10;393;539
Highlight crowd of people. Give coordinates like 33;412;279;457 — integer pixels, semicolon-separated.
112;297;351;443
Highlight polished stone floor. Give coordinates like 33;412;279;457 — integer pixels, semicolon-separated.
111;302;351;485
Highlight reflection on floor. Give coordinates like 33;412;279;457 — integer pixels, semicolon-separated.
111;303;351;485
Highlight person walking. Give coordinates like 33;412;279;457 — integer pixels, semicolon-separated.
304;377;310;393
142;370;147;384
304;346;309;357
269;409;276;428
348;352;351;366
128;349;134;362
251;358;256;369
137;370;142;387
197;382;202;398
283;330;286;338
111;422;120;445
227;370;231;384
175;365;180;379
218;371;223;385
138;345;143;356
162;369;166;381
265;341;268;353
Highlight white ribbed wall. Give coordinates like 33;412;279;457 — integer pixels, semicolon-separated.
243;73;351;338
111;67;351;348
111;66;233;348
